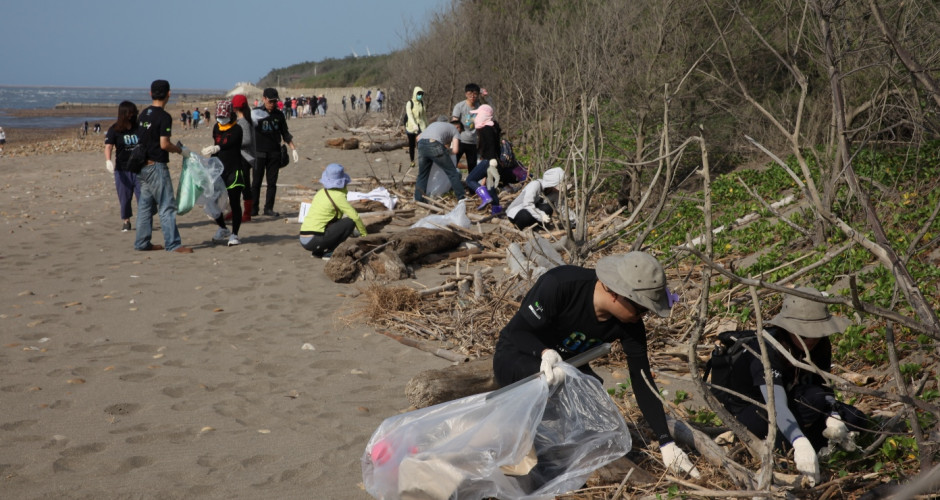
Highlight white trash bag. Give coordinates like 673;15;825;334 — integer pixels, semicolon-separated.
362;364;631;500
426;164;451;198
410;199;471;230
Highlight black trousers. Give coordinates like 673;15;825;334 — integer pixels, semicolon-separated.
455;142;477;172
252;152;280;211
300;218;356;257
733;384;869;450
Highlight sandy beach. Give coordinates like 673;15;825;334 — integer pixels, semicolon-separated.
0;105;456;499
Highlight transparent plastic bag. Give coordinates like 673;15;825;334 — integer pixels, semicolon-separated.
362;364;631;500
410;199;471;230
427;164;451;197
178;154;228;217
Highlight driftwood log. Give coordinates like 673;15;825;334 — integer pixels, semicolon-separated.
325;137;360;150
405;357;498;409
323;228;465;283
364;139;407;153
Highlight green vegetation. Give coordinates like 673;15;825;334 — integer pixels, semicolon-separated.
257;54;391;89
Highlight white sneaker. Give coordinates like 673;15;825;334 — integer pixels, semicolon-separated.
212;227;231;242
227;234;240;246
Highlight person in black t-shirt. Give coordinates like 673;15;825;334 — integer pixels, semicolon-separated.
201;100;244;247
104;101;142;232
134;79;194;253
493;252;701;479
250;87;298;217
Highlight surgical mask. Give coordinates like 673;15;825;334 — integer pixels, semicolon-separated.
416;94;423;101
217;116;231;124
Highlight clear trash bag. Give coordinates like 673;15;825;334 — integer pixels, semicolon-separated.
362;364;631;500
177;154;228;217
427;164;451;198
410;199;471;230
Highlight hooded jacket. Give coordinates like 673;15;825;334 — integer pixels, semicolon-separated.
405;86;428;134
506;167;565;221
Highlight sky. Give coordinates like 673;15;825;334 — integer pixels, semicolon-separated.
0;0;451;91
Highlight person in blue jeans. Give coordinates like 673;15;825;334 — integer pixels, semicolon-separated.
134;79;194;253
414;116;465;203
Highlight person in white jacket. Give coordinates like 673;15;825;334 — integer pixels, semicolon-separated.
506;167;564;230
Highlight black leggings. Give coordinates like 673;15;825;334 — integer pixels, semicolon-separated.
300;218;356;257
407;132;418;162
213;187;242;235
509;202;554;230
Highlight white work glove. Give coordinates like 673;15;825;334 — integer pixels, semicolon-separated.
660;442;701;479
486;159;500;189
201;145;220;156
539;349;565;385
823;414;858;452
180;147;192;158
292;149;299;163
106;160;114;173
792;436;820;486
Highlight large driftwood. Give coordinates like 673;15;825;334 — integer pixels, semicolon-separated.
406;357;498;409
364;139;407;153
323;228;465;283
325;137;360;149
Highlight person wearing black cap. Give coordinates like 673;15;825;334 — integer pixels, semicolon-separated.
708;287;868;486
134;79;193;253
492;252;701;479
250;87;298;217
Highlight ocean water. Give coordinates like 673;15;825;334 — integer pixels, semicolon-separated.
0;85;226;129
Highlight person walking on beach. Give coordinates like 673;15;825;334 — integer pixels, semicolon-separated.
135;79;193;253
201;100;244;247
232;94;256;222
251;87;298;217
192;108;201;129
350;94;357;110
104;101;142;232
364;91;372;112
0;126;5;155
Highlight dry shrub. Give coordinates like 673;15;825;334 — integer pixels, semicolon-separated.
358;284;421;322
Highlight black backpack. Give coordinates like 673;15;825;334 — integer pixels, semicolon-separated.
702;330;757;391
400;101;412;127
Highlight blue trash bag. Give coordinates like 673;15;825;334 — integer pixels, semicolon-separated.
362;364;631;500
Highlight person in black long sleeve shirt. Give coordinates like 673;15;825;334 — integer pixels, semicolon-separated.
250;87;297;217
493;252;701;478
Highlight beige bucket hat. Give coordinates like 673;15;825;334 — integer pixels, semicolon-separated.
766;287;850;338
596;252;671;317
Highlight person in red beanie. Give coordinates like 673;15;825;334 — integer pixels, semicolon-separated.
231;94;255;222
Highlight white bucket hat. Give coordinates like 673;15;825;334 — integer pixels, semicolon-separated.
766;287;850;338
596;252;671;317
540;168;565;189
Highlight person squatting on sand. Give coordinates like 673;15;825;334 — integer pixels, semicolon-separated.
492;251;702;478
413;116;465;203
505;167;565;230
299;163;367;260
201;100;245;247
251;87;298;218
134;79;193;253
708;287;869;486
103;101;142;232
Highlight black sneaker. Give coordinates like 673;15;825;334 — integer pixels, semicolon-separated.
263;208;280;217
122;221;132;232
